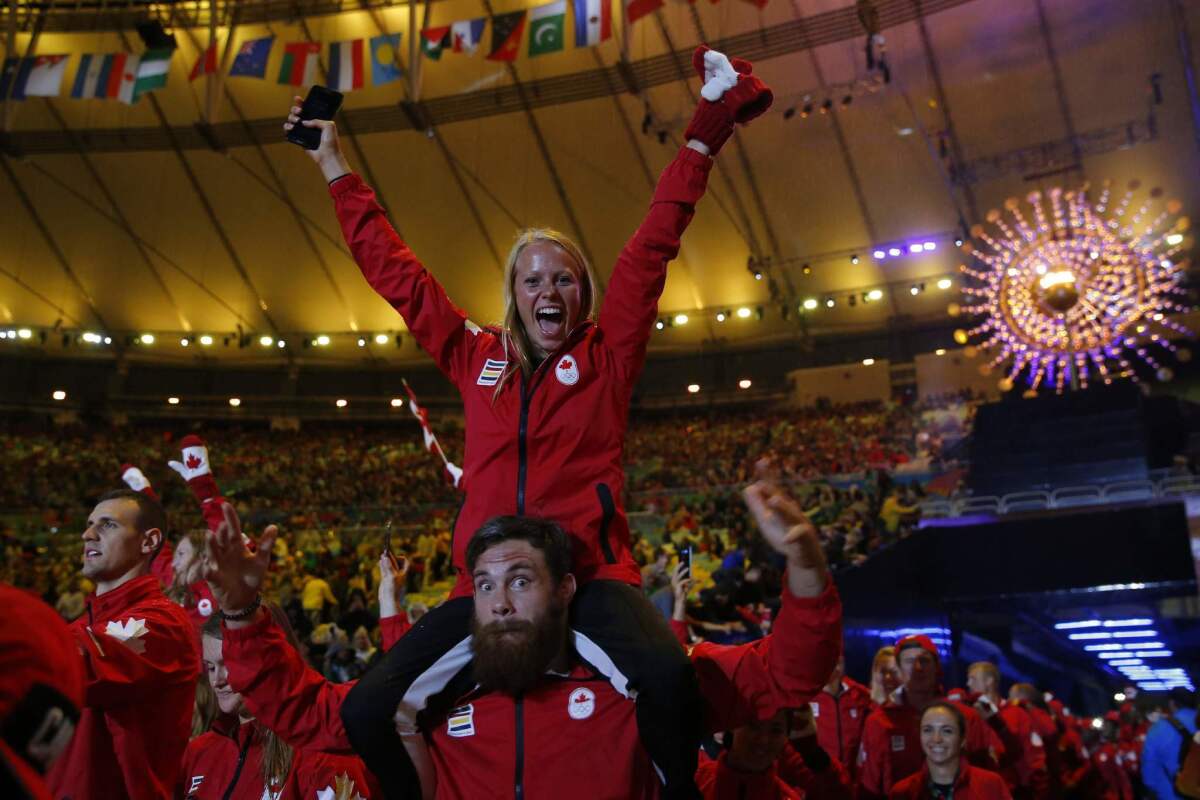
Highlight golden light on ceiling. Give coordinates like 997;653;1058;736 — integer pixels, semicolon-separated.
952;181;1194;394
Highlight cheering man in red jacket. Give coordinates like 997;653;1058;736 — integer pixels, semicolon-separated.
857;636;1000;798
47;489;200;800
203;476;841;798
966;662;1050;799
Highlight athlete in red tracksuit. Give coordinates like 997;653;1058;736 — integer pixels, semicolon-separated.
291;45;775;799
812;658;873;775
208;491;840;800
889;764;1012;800
47;494;200;800
857;637;1001;799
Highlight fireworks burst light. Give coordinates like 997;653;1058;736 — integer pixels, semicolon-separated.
951;181;1194;394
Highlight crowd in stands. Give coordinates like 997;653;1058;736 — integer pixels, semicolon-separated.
9;388;1184;798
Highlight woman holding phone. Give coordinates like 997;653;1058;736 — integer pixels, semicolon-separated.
283;45;773;799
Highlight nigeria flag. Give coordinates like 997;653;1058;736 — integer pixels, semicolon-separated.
133;48;171;102
528;0;566;57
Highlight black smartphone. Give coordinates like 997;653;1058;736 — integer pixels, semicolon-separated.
287;85;344;150
678;544;692;578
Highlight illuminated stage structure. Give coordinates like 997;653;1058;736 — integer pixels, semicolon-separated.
951;182;1194;394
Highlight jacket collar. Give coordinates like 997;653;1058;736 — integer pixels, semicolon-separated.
87;573;161;623
921;761;971;792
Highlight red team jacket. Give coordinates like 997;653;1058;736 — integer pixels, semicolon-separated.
888;763;1013;800
223;581;842;798
857;691;1000;798
331;146;714;597
47;574;199;800
995;701;1051;799
178;719;373;800
812;677;873;773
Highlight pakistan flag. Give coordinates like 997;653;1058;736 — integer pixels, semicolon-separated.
528;0;566;57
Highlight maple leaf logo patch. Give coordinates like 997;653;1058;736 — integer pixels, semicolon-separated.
186;453;203;470
555;355;580;387
104;617;150;654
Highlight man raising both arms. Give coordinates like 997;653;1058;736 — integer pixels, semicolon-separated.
202;474;842;798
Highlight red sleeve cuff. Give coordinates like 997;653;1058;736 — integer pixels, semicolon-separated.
328;172;364;198
651;146;713;206
221;610;275;644
780;572;839;611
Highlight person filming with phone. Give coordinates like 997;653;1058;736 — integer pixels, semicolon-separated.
283;44;775;800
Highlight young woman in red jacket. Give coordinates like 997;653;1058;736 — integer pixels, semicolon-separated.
282;45;773;800
180;608;375;800
889;703;1012;800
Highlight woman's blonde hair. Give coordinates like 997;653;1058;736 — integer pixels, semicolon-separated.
495;228;598;397
166;529;208;609
870;645;898;706
200;604;301;789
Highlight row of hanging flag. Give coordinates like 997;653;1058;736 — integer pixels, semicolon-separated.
0;0;678;103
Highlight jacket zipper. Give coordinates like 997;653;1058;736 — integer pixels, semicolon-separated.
515;366;551;514
514;695;525;800
595;483;617;564
220;730;253;800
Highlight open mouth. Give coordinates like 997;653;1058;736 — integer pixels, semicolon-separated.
535;306;565;338
84;548;102;560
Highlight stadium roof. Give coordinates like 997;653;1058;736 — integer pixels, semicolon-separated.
1;0;1197;366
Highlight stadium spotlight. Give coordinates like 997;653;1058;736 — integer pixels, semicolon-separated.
803;298;818;311
168;397;180;405
375;333;389;345
180;338;190;347
937;278;953;290
716;312;726;322
862;358;876;366
867;289;884;302
315;335;331;346
336;399;348;408
674;313;689;326
888;248;901;257
52;390;67;401
687;384;700;394
228;397;241;407
850;255;859;265
935;349;946;356
737;307;751;319
390;398;404;408
357;338;367;347
140;333;155;345
199;335;214;346
103;336;112;344
655;320;665;331
277;340;286;348
802;263;812;275
825;298;835;309
873;250;886;260
738;379;752;389
910;285;921;296
260;335;273;347
17;328;31;339
82;332;102;344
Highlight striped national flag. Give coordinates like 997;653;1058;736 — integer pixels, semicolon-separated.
327;40;364;91
573;0;612;47
71;52;139;102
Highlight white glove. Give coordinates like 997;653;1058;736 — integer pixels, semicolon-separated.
700;49;739;102
121;466;151;493
168;442;211;481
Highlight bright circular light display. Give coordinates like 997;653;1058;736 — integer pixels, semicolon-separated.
954;182;1193;393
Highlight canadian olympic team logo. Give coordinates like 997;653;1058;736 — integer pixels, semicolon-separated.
555;355;580;386
567;687;595;720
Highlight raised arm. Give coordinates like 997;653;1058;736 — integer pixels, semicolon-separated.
285;99;478;384
691;472;841;732
598;48;772;382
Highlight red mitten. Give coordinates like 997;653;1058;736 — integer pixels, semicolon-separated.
684;45;774;155
120;463;158;500
167;434;226;532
